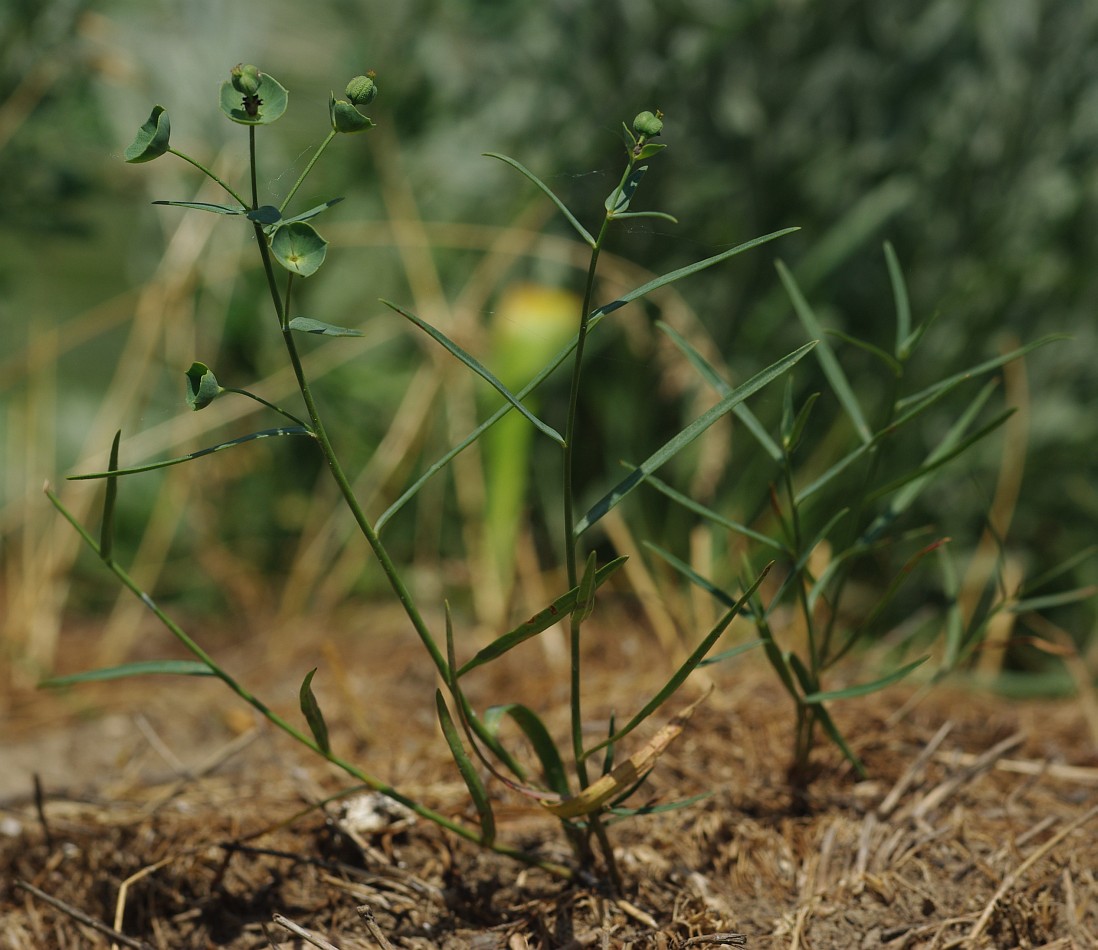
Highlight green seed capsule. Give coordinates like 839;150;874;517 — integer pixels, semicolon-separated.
231;64;262;97
632;110;664;137
345;74;378;106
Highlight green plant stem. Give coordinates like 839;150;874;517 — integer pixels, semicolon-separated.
221;387;310;429
167;147;250;208
280;130;337;213
43;485;569;879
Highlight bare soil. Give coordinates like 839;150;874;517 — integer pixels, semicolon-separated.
2;616;1097;948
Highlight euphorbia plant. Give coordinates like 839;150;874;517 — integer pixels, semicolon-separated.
46;64;811;884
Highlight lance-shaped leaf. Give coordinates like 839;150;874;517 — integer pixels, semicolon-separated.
40;659;215;688
288;317;364;337
801;656;929;704
457;557;627;677
278;197;344;226
605;165;648;214
299;668;331;754
99;430;121;562
484;152;596;247
584;564;771;760
641;475;783;550
68;427;314;480
271;222;328;277
375;227;799;531
608;791;711;821
483;704;571;798
124;105;170;163
573;551;599;623
382;299;564;445
542;688;711;819
153;199;246;215
436;691;496;844
777;260;872;445
884;241;913;359
575;343;815;536
656;321;782;462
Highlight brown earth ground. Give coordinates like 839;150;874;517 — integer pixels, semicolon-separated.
2;610;1097;949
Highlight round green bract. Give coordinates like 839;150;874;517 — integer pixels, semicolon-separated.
329;94;376;134
124;106;171;163
219;72;289;125
271;222;328;277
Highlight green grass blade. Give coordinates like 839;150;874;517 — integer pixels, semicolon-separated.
436;690;496;845
299;668;331;755
68;427;314;479
895;336;1064;411
483;152;596;247
884;241;911;358
801;656;929;703
483;704;572;797
656;321;783;462
1010;586;1098;613
826;328;902;376
575;343;815;536
457;557;627;677
776;260;872;444
793;441;874;505
287;316;363;337
99;430;121;562
40;660;215;687
1018;546;1098;597
383;299;564;445
583;563;772;759
574;550;599;623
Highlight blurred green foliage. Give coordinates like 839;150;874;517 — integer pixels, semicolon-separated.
3;0;1095;659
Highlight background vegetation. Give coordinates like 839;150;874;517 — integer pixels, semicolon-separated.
3;0;1095;698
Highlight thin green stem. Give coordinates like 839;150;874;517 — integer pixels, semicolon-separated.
43;486;569;878
167;147;249;208
249;126;259;210
280;130;337;213
221;387;310;429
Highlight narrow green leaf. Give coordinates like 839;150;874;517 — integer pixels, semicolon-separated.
584;563;771;759
884;241;912;358
612;210;679;223
574;551;599;623
99;430;121;563
895;336;1064;411
278;197;344;225
436;690;496;845
288;317;364;337
152;200;245;214
1018;546;1098;597
299;668;331;754
641;474;784;550
376;230;798;531
776;260;872;444
608;792;711;820
383;299;564;446
783;391;821;454
483;704;571;797
801;656;929;703
794;441;874;505
575;343;815;536
593;228;800;321
754;614;799;700
655;321;782;462
68;427;313;479
644;541;757;613
484;152;596;247
867;408;1014;505
826;328;902;376
41;660;215;687
457;557;627;676
605;165;648;214
1010;586;1098;613
699;638;764;667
